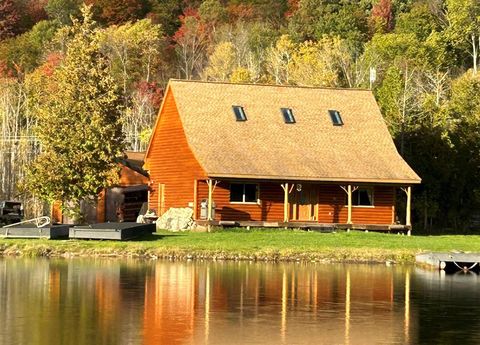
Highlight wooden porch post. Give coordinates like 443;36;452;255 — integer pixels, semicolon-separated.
281;183;294;222
406;186;412;235
340;185;357;225
207;179;213;221
283;183;289;222
206;179;219;222
193;179;198;220
401;186;412;236
347;184;353;225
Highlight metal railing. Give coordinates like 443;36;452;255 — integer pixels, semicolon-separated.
2;216;51;228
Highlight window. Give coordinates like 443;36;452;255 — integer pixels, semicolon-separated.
352;188;374;206
328;110;343;126
281;108;296;123
233;106;247;121
230;183;258;203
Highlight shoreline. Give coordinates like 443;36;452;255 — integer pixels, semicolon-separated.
1;229;479;264
0;241;419;264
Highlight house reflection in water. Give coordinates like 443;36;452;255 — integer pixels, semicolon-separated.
140;262;415;345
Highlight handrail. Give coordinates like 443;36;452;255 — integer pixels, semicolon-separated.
2;216;51;228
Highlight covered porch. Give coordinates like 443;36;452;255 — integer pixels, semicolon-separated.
194;179;414;234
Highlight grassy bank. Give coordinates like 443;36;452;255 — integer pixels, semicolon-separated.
0;229;479;263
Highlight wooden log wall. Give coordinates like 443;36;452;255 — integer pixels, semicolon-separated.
197;182;395;225
145;89;206;214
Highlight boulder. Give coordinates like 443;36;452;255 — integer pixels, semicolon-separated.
156;207;194;232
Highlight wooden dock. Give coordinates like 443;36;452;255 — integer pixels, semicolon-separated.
416;252;480;272
1;224;70;239
70;222;155;240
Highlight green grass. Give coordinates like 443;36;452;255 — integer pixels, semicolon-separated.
0;229;479;263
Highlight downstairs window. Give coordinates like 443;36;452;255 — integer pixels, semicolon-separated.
230;183;259;203
352;188;374;206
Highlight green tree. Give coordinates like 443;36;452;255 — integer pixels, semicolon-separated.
199;0;227;28
0;20;61;75
45;0;82;25
27;5;125;221
288;0;368;52
445;0;480;74
146;0;183;36
395;2;442;41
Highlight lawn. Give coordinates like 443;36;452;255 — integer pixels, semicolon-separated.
0;229;479;263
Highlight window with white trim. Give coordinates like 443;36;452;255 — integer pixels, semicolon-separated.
230;183;258;203
352;188;374;206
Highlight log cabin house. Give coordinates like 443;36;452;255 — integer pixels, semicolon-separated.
144;80;421;232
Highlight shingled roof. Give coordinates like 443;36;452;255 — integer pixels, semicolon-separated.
152;80;420;184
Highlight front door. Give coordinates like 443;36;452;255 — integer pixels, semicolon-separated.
291;184;317;221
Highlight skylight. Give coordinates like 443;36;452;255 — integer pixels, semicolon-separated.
328;110;343;126
233;106;247;121
281;108;296;124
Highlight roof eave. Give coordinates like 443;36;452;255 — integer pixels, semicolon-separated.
206;173;421;185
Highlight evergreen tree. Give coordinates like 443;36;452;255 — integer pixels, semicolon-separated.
27;5;125;221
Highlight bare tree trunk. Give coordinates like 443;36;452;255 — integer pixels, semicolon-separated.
472;34;478;75
400;64;409;156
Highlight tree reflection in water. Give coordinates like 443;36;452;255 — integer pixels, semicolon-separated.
0;259;479;345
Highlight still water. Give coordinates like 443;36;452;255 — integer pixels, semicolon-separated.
0;258;479;345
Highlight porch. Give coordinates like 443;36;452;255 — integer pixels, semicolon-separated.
195;219;411;233
195;179;413;234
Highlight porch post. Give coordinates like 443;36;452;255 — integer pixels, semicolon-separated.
283;183;289;222
207;179;213;221
281;183;294;223
347;184;353;225
206;179;219;223
406;186;412;235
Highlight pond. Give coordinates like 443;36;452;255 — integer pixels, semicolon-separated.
0;258;479;345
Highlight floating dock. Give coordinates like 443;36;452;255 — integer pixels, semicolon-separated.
416;252;480;272
69;222;155;240
1;224;70;239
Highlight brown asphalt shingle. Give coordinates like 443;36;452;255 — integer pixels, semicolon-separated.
166;80;421;184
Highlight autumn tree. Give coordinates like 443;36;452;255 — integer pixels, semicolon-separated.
173;9;210;79
204;41;236;81
99;19;164;96
369;0;393;35
289;38;340;87
0;0;20;41
0;20;61;75
86;0;148;25
265;34;295;84
27;5;125;221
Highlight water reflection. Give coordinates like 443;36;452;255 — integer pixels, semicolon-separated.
0;259;479;345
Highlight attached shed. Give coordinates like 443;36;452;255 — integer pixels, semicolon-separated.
52;151;149;224
144;80;421;232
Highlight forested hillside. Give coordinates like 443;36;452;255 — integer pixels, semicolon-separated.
1;0;479;231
